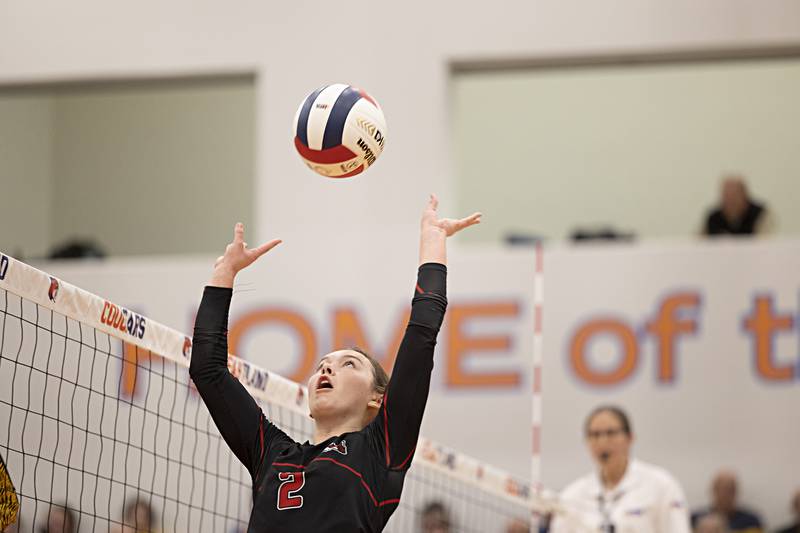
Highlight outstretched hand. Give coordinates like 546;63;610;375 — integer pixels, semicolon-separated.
210;223;281;287
419;194;481;265
421;194;482;237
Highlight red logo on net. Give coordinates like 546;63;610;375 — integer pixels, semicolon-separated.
182;337;192;358
100;301;146;339
48;277;60;302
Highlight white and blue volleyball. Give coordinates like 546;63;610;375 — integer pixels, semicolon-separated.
293;84;387;178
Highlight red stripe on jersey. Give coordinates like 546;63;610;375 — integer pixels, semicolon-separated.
383;394;391;467
378;499;400;507
393;446;416;471
258;417;266;463
272;462;305;469
294;136;357;164
415;283;425;294
312;457;378;506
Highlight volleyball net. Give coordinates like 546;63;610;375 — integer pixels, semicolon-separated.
0;253;534;532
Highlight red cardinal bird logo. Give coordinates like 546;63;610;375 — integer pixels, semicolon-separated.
322;440;348;455
48;277;60;303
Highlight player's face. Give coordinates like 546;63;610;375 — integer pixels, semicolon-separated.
585;410;631;466
307;350;379;422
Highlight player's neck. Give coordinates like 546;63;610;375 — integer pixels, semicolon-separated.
312;415;364;445
601;457;628;490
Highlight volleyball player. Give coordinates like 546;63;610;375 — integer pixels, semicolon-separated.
189;195;480;532
549;406;690;533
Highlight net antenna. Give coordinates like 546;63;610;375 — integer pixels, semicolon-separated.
529;243;596;533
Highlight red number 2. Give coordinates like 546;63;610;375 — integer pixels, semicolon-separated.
277;472;305;510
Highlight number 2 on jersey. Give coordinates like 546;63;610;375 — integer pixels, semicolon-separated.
277;472;305;510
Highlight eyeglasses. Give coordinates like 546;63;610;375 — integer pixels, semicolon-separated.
586;428;625;440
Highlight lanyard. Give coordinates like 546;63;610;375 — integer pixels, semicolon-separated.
598;490;624;533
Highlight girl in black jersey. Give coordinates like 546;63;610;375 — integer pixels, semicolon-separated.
190;195;480;532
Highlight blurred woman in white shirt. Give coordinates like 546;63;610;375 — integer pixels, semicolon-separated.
549;406;690;533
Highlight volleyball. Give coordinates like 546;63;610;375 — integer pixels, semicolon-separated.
293;83;387;178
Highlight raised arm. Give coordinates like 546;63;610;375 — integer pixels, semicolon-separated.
376;195;481;470
418;194;482;266
189;223;282;477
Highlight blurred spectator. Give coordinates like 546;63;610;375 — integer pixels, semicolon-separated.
536;512;552;533
570;226;634;243
692;470;763;532
506;517;531;533
39;504;76;533
504;232;544;247
696;513;730;533
774;489;800;533
702;175;774;236
111;498;157;533
549;405;690;533
420;501;451;533
47;239;106;260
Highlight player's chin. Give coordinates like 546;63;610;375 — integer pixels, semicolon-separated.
309;394;337;414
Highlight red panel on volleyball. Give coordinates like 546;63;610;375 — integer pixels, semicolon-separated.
294;137;357;164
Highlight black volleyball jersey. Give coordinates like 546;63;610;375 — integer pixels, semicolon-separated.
190;263;447;532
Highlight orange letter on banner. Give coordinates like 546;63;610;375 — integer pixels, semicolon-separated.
646;292;700;383
228;309;317;383
446;302;520;388
331;307;410;372
122;343;160;399
743;295;795;382
571;319;638;386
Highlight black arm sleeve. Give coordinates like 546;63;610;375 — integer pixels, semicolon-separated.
373;263;447;470
189;286;274;478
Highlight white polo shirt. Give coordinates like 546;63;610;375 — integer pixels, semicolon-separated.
549;459;690;533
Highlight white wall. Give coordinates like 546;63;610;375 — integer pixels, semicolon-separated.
50;82;255;256
0;95;52;258
453;58;800;242
0;81;255;257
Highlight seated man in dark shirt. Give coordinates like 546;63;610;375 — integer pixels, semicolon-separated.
702;175;773;236
695;513;728;533
692;470;763;533
775;489;800;533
